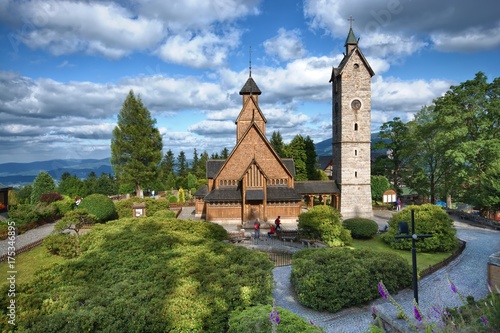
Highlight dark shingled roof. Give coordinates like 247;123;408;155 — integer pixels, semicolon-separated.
318;156;332;170
193;185;208;197
281;158;296;178
267;186;302;201
345;27;358;46
246;189;264;200
204;188;242;202
239;77;261;95
294;181;339;194
206;159;225;178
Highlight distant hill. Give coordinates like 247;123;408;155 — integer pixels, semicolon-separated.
0;158;113;187
315;132;386;157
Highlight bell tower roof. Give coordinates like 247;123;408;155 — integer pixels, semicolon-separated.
239;77;261;95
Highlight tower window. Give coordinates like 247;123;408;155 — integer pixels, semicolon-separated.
355;171;358;178
355;150;358;156
354;123;358;131
354;63;359;69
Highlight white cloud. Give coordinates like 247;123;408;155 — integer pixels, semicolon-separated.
263;28;306;61
156;29;241;68
188;120;236;136
432;24;500;52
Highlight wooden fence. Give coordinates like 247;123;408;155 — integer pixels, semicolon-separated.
0;238;45;263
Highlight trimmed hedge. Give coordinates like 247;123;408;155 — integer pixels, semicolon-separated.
43;233;80;258
78;194;117;223
153;209;177;219
291;248;412;312
114;197;170;219
4;218;273;332
343;218;379;239
227;304;325;332
381;204;458;252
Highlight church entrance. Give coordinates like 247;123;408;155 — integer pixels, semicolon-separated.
246;201;263;222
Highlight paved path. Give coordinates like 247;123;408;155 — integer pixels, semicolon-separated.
272;218;500;333
0;222;56;257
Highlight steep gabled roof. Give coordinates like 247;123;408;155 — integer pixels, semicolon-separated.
329;46;375;83
206;159;225;179
213;121;294;181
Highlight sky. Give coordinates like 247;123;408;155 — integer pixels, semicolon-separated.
1;0;500;164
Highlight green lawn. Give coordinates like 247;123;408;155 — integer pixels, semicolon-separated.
350;234;454;274
0;245;65;287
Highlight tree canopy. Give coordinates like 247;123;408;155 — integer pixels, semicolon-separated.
111;90;163;197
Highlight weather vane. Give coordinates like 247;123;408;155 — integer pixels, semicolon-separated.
249;46;252;78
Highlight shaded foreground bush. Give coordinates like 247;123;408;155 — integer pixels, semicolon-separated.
78;193;117;222
227;304;325;332
291;248;412;312
381;204;458;252
114;197;170;218
0;218;274;332
343;218;379;239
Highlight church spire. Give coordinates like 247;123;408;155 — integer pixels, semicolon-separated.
345;16;358;55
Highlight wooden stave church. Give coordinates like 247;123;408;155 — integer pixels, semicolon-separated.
194;75;339;225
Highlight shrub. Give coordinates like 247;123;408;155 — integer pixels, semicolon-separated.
343;218;379;239
44;233;80;258
33;202;59;222
51;195;76;215
10;218;273;332
78;194;116;223
298;205;352;247
39;192;63;204
153;209;177;219
30;171;56;204
227;304;325;333
381;204;458;252
168;195;178;203
291;248;412;312
6;204;39;225
114;197;170;219
55;209;97;237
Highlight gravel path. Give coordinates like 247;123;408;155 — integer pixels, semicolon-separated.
272;217;500;333
0;222;56;257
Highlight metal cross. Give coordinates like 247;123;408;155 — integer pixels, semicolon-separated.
348;16;355;29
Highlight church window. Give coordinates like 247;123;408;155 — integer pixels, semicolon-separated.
355;171;358;178
354;63;359;69
355;150;358;156
354;123;358;131
351;99;361;110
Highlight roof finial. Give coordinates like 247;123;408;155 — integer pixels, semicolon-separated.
348;16;355;29
249;46;252;78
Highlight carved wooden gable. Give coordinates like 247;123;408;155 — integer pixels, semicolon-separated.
235;96;266;141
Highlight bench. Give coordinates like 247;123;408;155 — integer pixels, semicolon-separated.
281;236;296;243
300;239;316;247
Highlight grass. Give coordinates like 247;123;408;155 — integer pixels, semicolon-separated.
350;234;454;274
0;244;65;287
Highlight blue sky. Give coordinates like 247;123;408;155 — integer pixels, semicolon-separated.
1;0;499;163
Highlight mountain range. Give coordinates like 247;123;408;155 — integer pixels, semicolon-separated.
0;133;384;187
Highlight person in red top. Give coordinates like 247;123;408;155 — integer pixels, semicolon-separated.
267;224;276;239
274;216;281;230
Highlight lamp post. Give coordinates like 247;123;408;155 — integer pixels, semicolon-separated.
395;209;433;304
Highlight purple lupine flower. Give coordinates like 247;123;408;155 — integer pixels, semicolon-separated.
413;305;422;322
481;315;488;326
270;309;280;324
309;319;315;325
378;281;388;299
432;306;441;315
448;278;457;294
372;306;377;315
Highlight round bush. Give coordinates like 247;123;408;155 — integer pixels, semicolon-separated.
291;248;412;312
78;194;116;223
153;209;177;219
298;205;352;247
343;218;379;239
381;204;458;252
228;304;325;333
168;195;178;203
44;233;80;258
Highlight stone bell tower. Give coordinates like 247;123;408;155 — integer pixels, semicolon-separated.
330;18;375;219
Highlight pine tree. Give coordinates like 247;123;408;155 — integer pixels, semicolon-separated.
31;171;56;204
111;90;163;197
197;151;209;179
160;149;175;178
177;151;188;177
220;147;229;159
191;148;200;175
270;131;285;157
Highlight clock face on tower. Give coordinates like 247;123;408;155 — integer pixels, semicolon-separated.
351;99;361;110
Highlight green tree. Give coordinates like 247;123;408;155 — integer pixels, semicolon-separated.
96;173;118;195
58;173;83;198
197;150;209;179
191;148;200;175
187;173;197;190
220;147;229;159
31;171;56;204
111;90;163;197
270;131;285;157
304;135;319;180
176;151;188;177
285;135;307;180
373;117;412;196
210;152;220;159
165;172;176;190
82;171;98;196
54;209;97;237
178;188;185;203
371;175;391;202
16;185;32;204
160;149;175;178
432;72;500;211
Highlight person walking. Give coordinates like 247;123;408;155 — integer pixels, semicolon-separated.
274;216;281;230
253;219;261;239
